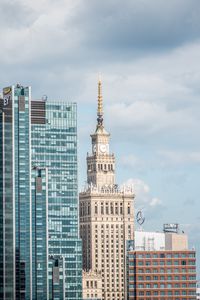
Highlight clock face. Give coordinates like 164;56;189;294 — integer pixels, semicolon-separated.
99;144;107;153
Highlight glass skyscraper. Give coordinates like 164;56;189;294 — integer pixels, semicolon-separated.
0;85;82;300
0;85;32;300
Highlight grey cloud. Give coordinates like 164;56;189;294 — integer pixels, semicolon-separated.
183;198;196;206
0;0;36;29
71;0;200;55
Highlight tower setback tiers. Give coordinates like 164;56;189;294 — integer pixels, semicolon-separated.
79;79;135;300
87;79;115;187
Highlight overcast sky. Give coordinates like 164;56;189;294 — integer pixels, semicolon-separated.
1;0;200;277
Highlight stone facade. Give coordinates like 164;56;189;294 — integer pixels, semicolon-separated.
82;270;102;300
80;80;135;300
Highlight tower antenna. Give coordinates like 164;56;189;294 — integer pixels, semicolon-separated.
97;74;103;127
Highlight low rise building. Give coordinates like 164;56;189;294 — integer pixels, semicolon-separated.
127;226;197;300
127;250;196;300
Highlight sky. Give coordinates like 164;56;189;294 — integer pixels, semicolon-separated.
0;0;200;277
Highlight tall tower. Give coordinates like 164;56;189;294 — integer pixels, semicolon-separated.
80;79;135;300
0;85;32;300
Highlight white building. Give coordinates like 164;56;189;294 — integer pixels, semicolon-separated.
135;230;165;251
135;226;189;251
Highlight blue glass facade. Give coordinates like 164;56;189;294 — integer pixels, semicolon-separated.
0;86;82;300
31;101;82;300
0;85;32;300
31;167;48;299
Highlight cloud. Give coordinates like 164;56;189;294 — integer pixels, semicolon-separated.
158;150;200;165
73;0;200;53
123;178;162;208
121;154;144;169
183;198;196;206
106;100;197;144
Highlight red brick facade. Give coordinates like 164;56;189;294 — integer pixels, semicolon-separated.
127;250;196;300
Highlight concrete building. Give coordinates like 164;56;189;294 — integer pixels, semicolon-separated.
165;232;188;251
82;270;102;300
164;223;188;251
0;85;82;300
79;79;135;300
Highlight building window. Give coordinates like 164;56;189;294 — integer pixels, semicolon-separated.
115;203;118;214
153;284;158;288
168;291;172;295
189;253;195;258
106;203;109;214
88;204;91;215
167;276;172;280
110;203;114;214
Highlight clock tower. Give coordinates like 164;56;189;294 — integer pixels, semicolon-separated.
87;79;115;187
80;79;135;300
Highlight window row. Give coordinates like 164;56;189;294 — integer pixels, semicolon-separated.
136;274;196;281
88;163;114;172
134;290;196;296
136;259;195;266
136;283;196;288
86;280;98;289
135;252;195;259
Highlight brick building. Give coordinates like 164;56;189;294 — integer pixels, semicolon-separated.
127;229;197;300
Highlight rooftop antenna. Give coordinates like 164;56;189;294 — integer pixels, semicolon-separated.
97;73;103;127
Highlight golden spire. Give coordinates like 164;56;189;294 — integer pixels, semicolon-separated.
97;75;103;127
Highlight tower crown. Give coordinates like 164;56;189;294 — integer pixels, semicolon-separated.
86;78;115;187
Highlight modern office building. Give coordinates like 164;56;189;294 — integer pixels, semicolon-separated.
0;85;32;300
127;229;197;300
0;84;82;300
79;79;135;300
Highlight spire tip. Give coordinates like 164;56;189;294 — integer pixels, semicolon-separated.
97;75;103;127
